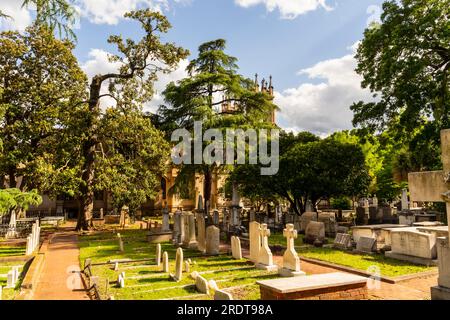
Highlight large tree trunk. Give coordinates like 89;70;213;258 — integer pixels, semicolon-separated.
76;76;102;231
203;167;212;220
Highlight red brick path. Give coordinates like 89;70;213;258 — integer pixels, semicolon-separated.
33;226;89;300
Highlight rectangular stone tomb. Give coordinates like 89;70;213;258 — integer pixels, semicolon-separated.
351;224;408;244
385;229;438;265
147;231;172;243
257;272;368;300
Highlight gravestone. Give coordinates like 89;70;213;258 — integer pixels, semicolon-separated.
213;210;219;225
304;221;326;245
299;212;317;232
355;236;377;253
162;206;170;232
118;275;125;288
256;224;278;271
333;233;352;250
386;229;437;263
407;129;450;300
155;243;161;267
279;224;305;277
355;207;367;225
318;212;337;237
172;210;182;245
206;225;220;255
185;261;190;273
195;275;210;294
162;251;169;273
401;188;409;211
196;212;206;253
171;247;183;282
117;233;124;252
214;289;233;300
249;221;261;263
231;236;242;260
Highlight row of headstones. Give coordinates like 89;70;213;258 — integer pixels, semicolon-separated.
1;266;20;292
25;220;40;256
333;232;377;254
172;211;220;255
249;221;305;277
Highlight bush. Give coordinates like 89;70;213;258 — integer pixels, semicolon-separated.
330;197;351;210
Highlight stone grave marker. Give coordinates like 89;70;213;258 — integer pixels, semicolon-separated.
299;212;317;232
249;221;261;262
304;221;326;245
214;289;233;300
196;212;206;253
231;236;242;260
279;224;305;277
407;129;450;299
162;206;170;232
333;233;352;250
206;225;220;255
185;261;190;273
386;229;437;263
256;224;278;271
155;243;161;267
195;275;210;294
213;210;219;225
171;247;184;282
117;233;124;252
162;251;169;273
356;236;377;253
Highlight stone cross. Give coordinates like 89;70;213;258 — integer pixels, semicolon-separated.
280;224;303;276
256;224;277;271
408;129;450;299
155;243;161;267
162;251;169;273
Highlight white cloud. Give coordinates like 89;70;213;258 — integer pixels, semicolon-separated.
81;48;188;112
0;0;33;31
74;0;184;25
235;0;332;19
275;43;375;136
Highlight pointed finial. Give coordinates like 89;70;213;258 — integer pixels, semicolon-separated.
255;73;258;85
269;75;273;88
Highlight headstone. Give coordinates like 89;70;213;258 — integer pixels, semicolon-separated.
6;210;18;239
172;210;183;245
249;221;261;262
162;206;170;232
407;129;450;300
279;224;305;277
355;207;367;225
117;233;124;252
196;212;206;253
305;200;314;212
197;194;203;211
195;275;209;294
185;261;190;273
401;189;409;211
118;276;125;288
213;210;219;225
231;236;242;260
155;243;161;267
7;271;15;288
256;224;278;271
214;289;233;300
162;251;169;273
356;236;377;253
318;212;338;237
114;262;119;271
100;208;104;219
206;225;220;255
183;213;197;248
172;247;183;281
299;212;317;232
333;233;352;250
304;221;326;245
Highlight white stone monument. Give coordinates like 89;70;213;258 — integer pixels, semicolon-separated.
155;243;161;267
206;225;220;255
231;236;242;260
162;251;169;273
171;247;183;282
279;224;305;277
256;224;278;271
249;221;261;263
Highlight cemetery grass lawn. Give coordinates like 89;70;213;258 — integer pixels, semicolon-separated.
79;230;279;300
0;246;26;257
0;262;26;300
297;247;435;277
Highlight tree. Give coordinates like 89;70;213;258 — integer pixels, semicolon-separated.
159;39;277;213
74;10;189;230
0;188;42;215
0;25;87;191
352;0;449;134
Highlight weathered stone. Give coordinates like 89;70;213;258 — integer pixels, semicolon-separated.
162;251;169;272
206;225;220;255
388;229;437;259
155;243;161;266
304;221;325;244
318;212;338;236
333;233;352;250
183;212;197;248
172;247;183;281
256;224;278;271
249;221;261;263
195;275;209;294
196;212;206;253
117;233;124;252
162;207;170;232
213;210;219;225
231;236;242;260
279;224;304;277
299;212;317;232
214;289;233;300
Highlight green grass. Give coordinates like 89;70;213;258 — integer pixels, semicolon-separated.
0;246;26;258
297;247;435;277
79;230;278;300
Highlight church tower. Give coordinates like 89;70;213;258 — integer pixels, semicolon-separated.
254;73;276;124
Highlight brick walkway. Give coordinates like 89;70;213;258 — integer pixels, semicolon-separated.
238;245;437;300
33;225;89;300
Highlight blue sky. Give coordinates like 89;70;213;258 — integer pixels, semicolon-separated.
0;0;384;136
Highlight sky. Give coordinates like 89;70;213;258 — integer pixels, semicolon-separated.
0;0;384;136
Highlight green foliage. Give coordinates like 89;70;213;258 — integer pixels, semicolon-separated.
0;188;42;215
233;131;371;214
352;0;449;134
330;197;352;210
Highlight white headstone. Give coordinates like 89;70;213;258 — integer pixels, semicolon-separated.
279;224;304;277
173;247;183;281
231;236;242;260
249;221;261;262
206;225;220;255
162;251;169;273
256;224;277;271
155;243;161;267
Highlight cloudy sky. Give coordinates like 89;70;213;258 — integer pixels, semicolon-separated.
0;0;383;136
